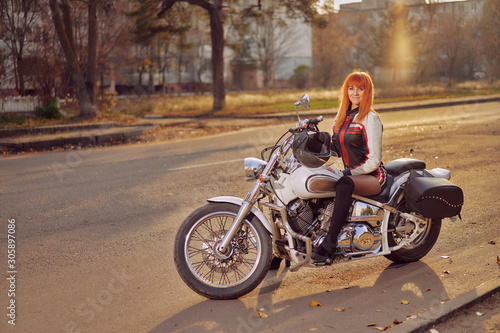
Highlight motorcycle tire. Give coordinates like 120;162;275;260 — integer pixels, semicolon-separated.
385;199;442;263
174;202;272;300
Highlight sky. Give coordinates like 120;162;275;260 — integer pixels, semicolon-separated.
326;0;467;11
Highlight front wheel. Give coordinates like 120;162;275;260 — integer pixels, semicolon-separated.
174;202;272;300
385;199;441;263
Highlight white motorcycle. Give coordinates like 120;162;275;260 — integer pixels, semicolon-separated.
174;94;463;300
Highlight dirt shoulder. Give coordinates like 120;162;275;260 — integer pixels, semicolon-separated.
430;291;500;333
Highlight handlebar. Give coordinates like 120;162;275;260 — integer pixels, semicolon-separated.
309;116;323;125
289;116;323;133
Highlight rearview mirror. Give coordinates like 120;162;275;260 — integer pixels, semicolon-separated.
298;94;310;109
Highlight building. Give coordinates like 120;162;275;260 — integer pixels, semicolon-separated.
328;0;487;84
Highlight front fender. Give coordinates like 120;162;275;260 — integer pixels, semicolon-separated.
207;196;273;234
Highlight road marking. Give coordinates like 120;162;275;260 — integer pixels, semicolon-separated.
167;158;243;171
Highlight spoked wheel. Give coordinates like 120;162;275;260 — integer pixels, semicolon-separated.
174;203;272;300
385;199;441;263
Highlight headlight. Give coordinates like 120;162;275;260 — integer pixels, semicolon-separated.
244;157;267;181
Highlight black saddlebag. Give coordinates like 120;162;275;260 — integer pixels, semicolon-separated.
404;170;463;218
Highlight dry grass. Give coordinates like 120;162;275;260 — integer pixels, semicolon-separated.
2;81;499;129
123;81;500;117
119;88;341;117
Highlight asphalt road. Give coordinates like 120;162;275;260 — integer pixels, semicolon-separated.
1;101;499;332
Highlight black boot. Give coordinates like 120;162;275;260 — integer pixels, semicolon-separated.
313;176;355;261
312;236;337;261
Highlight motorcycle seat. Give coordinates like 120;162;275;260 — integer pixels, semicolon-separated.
365;174;394;203
385;158;426;177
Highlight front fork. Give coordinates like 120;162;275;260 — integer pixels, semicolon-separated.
217;154;279;253
217;199;255;253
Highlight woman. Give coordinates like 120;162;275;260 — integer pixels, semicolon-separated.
313;71;386;260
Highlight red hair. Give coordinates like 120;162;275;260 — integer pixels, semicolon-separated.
334;71;378;129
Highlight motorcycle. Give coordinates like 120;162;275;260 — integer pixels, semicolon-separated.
173;94;464;300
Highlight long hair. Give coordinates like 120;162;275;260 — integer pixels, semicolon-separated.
334;71;377;130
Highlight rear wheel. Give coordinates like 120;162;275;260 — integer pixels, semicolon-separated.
385;199;441;263
174;203;272;300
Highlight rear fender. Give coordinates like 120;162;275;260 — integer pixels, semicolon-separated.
208;196;273;234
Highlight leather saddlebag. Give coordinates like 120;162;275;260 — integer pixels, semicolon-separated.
404;170;463;218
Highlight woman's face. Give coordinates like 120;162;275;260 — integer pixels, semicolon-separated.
348;85;364;109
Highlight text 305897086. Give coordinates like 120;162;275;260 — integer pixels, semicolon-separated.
7;218;16;326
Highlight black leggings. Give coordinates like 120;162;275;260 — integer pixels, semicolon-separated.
326;176;355;244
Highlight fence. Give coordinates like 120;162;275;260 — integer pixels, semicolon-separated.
0;96;41;113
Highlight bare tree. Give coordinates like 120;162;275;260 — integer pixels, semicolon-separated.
48;0;131;117
413;0;440;83
480;0;500;83
312;11;362;88
462;16;483;80
157;0;225;112
0;0;40;95
23;13;68;102
48;0;99;116
156;0;325;112
251;4;304;88
433;12;466;88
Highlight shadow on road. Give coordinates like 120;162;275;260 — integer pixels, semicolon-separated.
149;261;448;332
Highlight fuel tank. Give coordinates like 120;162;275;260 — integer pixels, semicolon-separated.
291;166;342;199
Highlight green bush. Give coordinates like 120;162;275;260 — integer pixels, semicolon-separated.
36;99;61;119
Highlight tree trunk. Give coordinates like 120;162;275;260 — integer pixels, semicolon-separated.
73;71;97;116
16;56;26;95
48;0;98;117
157;0;226;111
86;0;98;105
208;0;225;111
448;57;455;88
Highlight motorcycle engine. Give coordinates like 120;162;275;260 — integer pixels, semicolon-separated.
286;199;316;234
286;199;333;236
286;199;382;253
338;223;382;252
338;201;383;252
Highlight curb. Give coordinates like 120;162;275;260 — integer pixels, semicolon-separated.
0;122;118;139
389;277;500;333
0;125;157;153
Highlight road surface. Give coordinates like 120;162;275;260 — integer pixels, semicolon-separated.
1;101;499;332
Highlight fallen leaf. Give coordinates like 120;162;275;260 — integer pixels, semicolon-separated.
390;319;402;328
310;300;322;307
496;256;500;265
489;241;496;245
256;310;268;319
333;307;345;312
399;299;411;305
367;323;377;327
443;270;450;274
